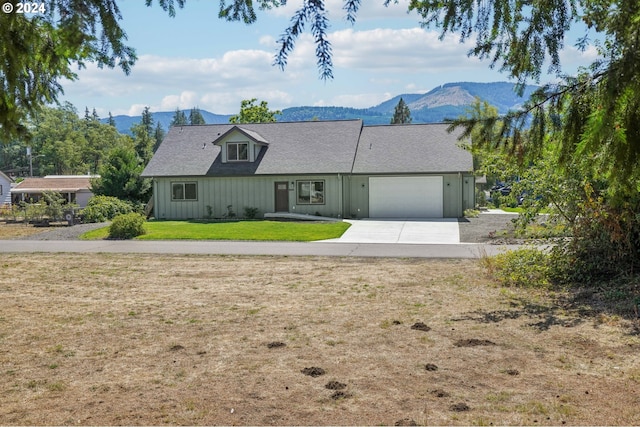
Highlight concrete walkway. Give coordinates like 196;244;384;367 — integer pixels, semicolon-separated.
321;219;460;244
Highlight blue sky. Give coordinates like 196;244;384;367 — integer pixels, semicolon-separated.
59;0;598;118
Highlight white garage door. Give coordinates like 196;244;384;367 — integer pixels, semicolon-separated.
369;176;443;218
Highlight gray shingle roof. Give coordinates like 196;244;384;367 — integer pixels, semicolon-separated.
352;123;473;174
214;126;269;146
142;120;363;177
141;120;472;178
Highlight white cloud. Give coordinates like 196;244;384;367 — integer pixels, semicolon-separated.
330;28;481;73
126;104;149;116
559;44;599;72
62;50;304;115
159;91;199;111
61;23;508;117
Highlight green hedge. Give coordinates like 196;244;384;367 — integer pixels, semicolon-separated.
83;196;134;223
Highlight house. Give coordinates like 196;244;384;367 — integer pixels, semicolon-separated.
141;120;474;220
10;175;97;208
0;171;13;207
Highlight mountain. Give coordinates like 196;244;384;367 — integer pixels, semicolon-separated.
105;81;538;132
104;110;233;135
369;81;538;116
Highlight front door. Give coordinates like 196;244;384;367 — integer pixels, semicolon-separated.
274;182;289;212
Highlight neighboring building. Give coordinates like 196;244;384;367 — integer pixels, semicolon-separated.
10;175;97;208
141;120;475;220
0;171;13;207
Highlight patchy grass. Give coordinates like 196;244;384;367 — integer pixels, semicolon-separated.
80;220;351;241
1;254;639;425
0;222;47;239
499;207;525;213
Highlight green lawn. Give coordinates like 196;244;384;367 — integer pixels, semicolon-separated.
499;206;551;214
81;220;351;242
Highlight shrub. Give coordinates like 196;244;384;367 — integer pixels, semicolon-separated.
464;209;480;218
243;207;259;219
482;247;551;288
24;202;46;223
547;185;640;284
108;213;146;239
475;189;488;208
83;195;134;223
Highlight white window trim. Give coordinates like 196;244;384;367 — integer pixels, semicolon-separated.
171;182;198;201
227;142;249;162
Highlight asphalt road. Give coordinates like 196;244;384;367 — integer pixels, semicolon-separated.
0;239;523;258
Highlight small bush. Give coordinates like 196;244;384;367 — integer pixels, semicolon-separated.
108;213;146;239
83;196;134;223
243;207;259;219
482;247;551;288
464;209;480;218
24;203;46;223
475;189;488;208
41;191;66;221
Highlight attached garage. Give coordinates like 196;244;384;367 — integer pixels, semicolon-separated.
143;121;475;220
369;176;443;218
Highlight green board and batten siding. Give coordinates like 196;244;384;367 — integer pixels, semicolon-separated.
344;174;474;219
143;121;475;220
153;175;344;220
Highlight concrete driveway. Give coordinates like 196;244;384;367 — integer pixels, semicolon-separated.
321;219;460;244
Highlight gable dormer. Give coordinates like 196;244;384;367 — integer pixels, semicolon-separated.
213;126;268;163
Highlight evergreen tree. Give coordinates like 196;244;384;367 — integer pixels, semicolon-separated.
170;108;188;127
153;122;166;153
91;145;151;203
130;123;154;165
140;106;154;136
128;106;156;165
107;112;116;127
189;107;206;125
0;1;137;141
390;98;412;124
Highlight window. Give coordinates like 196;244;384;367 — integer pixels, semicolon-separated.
0;184;2;195
297;180;324;205
227;142;249;161
172;182;197;201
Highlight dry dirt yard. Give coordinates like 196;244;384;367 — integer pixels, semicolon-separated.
0;222;52;239
1;254;639;426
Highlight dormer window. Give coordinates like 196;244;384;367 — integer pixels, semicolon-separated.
227;142;249;162
213;126;269;163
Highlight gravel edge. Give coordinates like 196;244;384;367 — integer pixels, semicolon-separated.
13;222;110;240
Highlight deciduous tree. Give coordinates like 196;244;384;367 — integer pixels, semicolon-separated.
229;99;281;124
